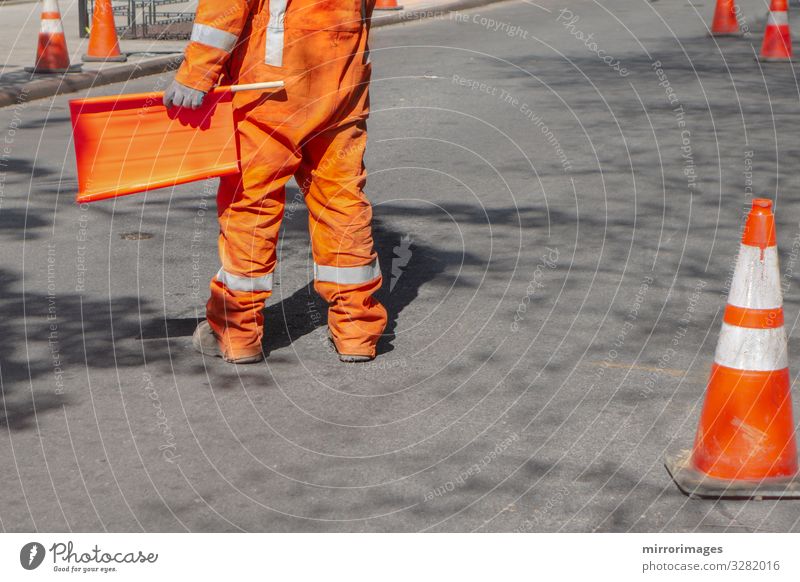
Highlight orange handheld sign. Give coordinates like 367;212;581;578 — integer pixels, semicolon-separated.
70;81;284;203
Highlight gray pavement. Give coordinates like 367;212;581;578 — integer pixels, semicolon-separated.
3;0;800;532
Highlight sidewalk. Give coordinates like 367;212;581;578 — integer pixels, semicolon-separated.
0;0;508;107
0;0;189;82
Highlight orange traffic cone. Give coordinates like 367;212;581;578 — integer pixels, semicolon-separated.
26;0;81;74
710;0;741;36
375;0;403;10
83;0;127;62
666;198;800;499
759;0;792;61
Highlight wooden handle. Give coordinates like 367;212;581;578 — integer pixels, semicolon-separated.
213;81;285;94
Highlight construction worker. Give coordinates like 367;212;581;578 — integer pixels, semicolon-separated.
163;0;387;364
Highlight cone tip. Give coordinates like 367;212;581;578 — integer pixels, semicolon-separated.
751;198;774;217
743;198;777;248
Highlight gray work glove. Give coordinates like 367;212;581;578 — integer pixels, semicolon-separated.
163;80;206;109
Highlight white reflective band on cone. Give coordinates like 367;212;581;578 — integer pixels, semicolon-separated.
40;20;64;34
191;23;238;52
767;11;789;26
314;259;380;285
727;245;783;309
265;0;288;66
714;323;788;371
216;268;273;292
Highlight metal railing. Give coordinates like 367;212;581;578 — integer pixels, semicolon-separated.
80;0;196;39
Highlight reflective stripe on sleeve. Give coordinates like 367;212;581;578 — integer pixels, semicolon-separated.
216;268;273;292
191;23;238;52
314;259;380;285
265;0;288;66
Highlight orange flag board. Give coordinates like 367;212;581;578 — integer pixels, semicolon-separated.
69;82;283;203
71;90;238;203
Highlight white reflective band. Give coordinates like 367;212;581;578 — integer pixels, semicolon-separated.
767;11;789;26
727;245;782;310
216;268;273;292
40;20;64;34
265;0;288;66
314;259;380;285
714;323;788;371
43;0;60;13
191;23;238;52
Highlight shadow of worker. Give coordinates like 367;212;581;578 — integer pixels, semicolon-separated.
261;213;446;358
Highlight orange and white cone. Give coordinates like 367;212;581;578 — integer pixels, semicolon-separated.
666;198;800;498
375;0;403;10
710;0;741;36
26;0;81;74
759;0;792;61
83;0;127;62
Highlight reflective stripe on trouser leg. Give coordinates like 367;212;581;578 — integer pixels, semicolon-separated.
216;268;274;292
313;259;380;285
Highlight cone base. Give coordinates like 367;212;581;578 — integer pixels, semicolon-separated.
82;53;127;63
25;64;83;74
666;449;800;499
757;56;792;62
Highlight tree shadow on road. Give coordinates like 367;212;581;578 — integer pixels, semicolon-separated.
0;264;170;431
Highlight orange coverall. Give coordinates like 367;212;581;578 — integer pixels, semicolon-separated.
175;0;387;360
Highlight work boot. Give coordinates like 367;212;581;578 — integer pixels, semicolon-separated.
192;320;264;364
328;329;374;363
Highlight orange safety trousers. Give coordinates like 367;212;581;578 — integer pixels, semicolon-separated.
175;1;387;360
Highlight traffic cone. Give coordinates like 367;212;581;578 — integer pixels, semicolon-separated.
375;0;403;10
83;0;127;62
710;0;741;36
759;0;792;61
666;199;800;499
25;0;81;74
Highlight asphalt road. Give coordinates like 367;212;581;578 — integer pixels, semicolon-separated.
3;0;800;532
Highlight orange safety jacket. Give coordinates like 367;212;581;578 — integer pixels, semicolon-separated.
175;1;374;115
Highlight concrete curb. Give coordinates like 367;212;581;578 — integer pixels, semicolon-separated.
371;0;514;28
0;0;512;108
0;54;184;108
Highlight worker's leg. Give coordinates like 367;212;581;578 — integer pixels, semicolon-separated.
204;115;300;361
299;119;387;359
